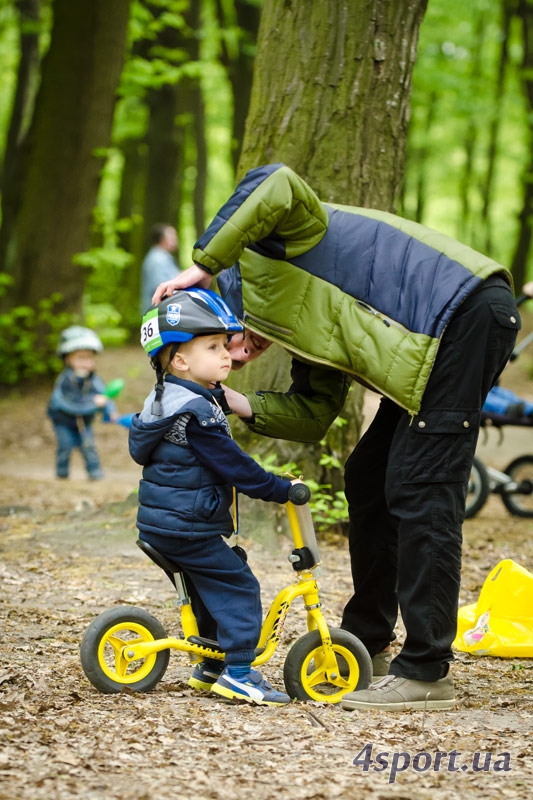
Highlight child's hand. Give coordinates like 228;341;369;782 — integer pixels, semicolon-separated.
93;394;108;408
287;480;311;505
523;281;533;297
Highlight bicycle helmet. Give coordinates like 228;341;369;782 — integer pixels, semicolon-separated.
141;289;243;417
56;326;103;356
140;288;242;358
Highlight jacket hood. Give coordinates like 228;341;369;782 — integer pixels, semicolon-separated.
129;378;229;466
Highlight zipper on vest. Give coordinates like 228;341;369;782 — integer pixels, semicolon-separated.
242;312;293;337
355;301;410;333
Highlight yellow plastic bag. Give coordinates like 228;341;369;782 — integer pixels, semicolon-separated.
454;559;533;657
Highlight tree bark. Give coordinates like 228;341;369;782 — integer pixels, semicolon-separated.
482;1;512;253
143;82;182;244
510;0;533;291
458;12;486;247
1;0;41;198
0;0;42;292
215;0;261;172
238;0;427;208
0;0;131;314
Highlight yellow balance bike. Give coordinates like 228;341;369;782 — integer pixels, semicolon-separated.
80;484;372;703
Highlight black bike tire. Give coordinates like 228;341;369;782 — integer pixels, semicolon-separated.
283;628;372;703
80;605;170;694
501;455;533;518
465;456;490;519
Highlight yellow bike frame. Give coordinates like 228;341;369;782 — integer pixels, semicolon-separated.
117;501;340;680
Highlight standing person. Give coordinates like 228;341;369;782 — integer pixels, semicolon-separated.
152;163;520;711
48;326;117;480
140;223;180;315
129;288;299;706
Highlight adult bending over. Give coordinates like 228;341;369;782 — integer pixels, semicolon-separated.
152;163;519;711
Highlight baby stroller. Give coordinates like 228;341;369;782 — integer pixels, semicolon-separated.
466;329;533;518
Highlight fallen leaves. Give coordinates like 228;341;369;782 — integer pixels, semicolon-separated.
1;373;533;799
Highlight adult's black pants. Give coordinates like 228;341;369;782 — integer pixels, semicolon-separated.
341;277;520;681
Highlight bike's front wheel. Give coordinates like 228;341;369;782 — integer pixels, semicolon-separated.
80;606;170;694
283;628;372;703
465;456;490;519
501;455;533;517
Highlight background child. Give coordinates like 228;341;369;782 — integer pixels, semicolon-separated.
48;325;117;480
129;289;299;706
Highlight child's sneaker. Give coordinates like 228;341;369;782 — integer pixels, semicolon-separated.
188;661;223;692
211;668;291;706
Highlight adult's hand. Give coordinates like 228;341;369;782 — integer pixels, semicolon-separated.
151;264;212;305
220;385;253;419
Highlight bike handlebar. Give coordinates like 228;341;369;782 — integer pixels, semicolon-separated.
288;483;311;505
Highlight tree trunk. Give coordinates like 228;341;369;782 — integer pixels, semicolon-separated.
228;0;428;507
238;0;427;206
141;0;205;252
0;0;131;315
458;12;486;247
117;137;147;268
0;0;42;289
482;1;512;254
143;82;182;245
215;0;261;172
175;0;206;244
413;90;437;222
510;0;533;290
1;0;41;198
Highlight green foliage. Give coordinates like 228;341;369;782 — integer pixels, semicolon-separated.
0;277;73;386
0;274;125;385
83;298;129;348
249;451;349;535
405;0;528;269
304;482;349;534
78;0;235;327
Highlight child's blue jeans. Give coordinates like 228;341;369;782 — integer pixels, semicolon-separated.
53;422;103;479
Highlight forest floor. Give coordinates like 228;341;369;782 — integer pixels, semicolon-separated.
0;345;532;800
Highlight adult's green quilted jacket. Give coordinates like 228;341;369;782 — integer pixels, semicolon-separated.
192;164;512;442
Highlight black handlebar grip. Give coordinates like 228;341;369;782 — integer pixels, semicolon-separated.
288;482;311;505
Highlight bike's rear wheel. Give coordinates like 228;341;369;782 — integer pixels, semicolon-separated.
501;455;533;517
80;606;170;694
283;628;372;704
465;456;490;519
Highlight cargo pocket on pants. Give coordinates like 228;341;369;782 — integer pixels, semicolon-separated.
402;409;480;484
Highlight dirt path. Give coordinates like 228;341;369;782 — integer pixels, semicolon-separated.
1;346;533;799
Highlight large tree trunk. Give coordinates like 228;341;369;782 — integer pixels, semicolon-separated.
140;0;205;252
215;0;261;172
482;1;512;254
143;83;182;245
458;12;486;248
0;0;131;315
229;0;427;532
238;0;427;205
1;0;41;199
510;0;533;291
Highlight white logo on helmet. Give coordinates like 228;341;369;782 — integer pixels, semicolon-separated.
166;303;181;326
